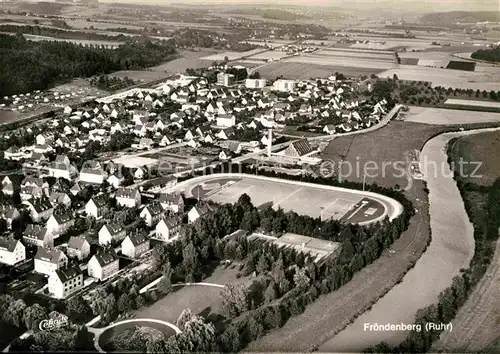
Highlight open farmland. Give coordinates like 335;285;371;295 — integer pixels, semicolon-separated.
258;61;385;79
378;65;500;90
201;48;266;61
315;48;395;60
444;99;500;109
20;34;124;48
404;106;500;125
65;19;144;31
243;39;295;48
285;55;395;70
447;129;500;186
247;50;290;61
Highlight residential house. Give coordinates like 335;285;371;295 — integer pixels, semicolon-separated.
87;250;119;281
23;225;54;248
188;204;213;224
46;210;75;236
36;132;54;146
34;248;68;276
139;202;165;227
217;114;236;128
98;223;127;245
80;162;108;185
138;138;154;150
121;232;150;259
107;173;125;189
67;236;91;261
0;237;25;266
85;194;109;219
48;266;84;299
155;217;182;242
48;192;72;208
158;192;184;213
323;124;336;135
49;155;74;180
23;197;53;222
116;187;141;208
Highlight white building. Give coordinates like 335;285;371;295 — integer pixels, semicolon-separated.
139;202;165;227
245;78;267;89
158;192;184;214
188;204;213;224
155;217;182;242
116;187;141;208
23;225;54;249
67;236;91;261
121;232;150;259
48;266;84;299
217;114;236;127
217;73;235;87
88;251;119;281
46;211;74;236
98;223;127;246
34;248;68;276
0;237;25;266
273;79;296;92
85;194;109;220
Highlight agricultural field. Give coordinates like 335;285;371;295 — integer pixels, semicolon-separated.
247;50;290;61
447;129;500;186
200;48;266;61
285;55;395;70
21;34;124;48
149;50;218;75
244;39;296;48
378;65;500;91
444;99;500;109
258;61;383;79
403;106;500;125
315;48;395;60
65;20;144;31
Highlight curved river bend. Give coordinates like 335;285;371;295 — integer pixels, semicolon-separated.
319;129;500;351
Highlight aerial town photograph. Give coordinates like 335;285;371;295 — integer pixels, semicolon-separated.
0;0;499;352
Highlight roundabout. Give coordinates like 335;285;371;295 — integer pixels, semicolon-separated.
92;318;181;353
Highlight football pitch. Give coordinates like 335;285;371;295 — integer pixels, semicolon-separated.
178;175;395;225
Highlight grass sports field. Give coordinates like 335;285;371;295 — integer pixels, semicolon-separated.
183;175;393;225
404;106;500;125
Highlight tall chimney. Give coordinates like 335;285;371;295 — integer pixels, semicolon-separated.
267;129;272;158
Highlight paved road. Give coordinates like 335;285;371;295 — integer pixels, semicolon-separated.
318;129;499;351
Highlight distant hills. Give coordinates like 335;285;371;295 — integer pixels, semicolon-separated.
421;11;500;25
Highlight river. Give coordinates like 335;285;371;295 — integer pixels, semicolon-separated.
318;129;498;351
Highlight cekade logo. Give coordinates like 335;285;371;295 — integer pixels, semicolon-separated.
39;317;69;331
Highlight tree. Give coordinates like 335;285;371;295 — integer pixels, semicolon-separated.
158;261;173;294
5;299;27;328
67;295;92;323
264;281;277;303
182;242;199;281
117;293;134;313
176;308;193;331
220;283;248;317
256;253;269;274
271;255;289;295
23;303;48;332
293;266;310;289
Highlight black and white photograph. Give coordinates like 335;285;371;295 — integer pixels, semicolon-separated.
0;0;499;352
